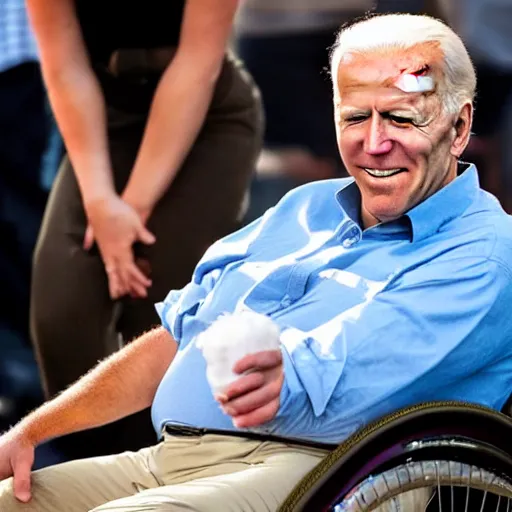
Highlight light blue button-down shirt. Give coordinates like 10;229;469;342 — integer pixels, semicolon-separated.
152;164;512;444
0;0;39;74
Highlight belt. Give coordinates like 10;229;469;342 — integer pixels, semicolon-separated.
107;46;177;77
164;424;337;451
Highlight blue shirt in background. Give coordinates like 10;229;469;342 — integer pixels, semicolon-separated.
152;163;512;444
0;0;39;74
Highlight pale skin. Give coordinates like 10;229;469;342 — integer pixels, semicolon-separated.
26;0;240;299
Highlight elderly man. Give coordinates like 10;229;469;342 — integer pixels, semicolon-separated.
1;12;512;512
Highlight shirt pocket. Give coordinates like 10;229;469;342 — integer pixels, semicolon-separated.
240;259;319;316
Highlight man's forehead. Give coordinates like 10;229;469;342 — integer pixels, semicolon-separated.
336;41;445;94
337;89;421;112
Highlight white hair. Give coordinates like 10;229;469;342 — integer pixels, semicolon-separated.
330;14;476;114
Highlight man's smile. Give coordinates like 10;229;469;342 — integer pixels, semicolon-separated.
362;167;406;177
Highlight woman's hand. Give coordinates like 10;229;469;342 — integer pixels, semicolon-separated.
83;194;155;299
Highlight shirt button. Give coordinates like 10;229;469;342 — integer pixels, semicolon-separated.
343;236;357;248
281;295;292;307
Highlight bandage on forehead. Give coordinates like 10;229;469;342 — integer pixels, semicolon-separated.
395;68;435;93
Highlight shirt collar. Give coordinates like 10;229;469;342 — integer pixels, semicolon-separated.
335;178;361;225
406;162;479;242
335;162;480;242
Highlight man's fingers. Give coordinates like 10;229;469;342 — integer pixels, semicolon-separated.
12;454;33;503
232;399;280;429
222;379;281;417
233;349;282;375
218;372;265;402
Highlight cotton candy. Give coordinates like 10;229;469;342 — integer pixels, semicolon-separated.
196;310;281;396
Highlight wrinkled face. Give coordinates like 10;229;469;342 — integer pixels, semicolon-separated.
334;42;471;228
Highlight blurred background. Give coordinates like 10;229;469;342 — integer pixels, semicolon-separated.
1;0;511;468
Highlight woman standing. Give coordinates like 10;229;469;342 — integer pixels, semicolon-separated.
26;0;262;458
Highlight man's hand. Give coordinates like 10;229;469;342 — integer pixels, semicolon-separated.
216;350;284;428
83;194;155;299
0;430;35;503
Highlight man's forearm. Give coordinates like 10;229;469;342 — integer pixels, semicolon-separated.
15;327;177;445
122;53;218;214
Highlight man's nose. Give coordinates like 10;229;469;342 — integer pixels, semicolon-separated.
363;115;393;155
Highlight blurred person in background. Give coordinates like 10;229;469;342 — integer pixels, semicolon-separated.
440;0;512;212
26;0;263;460
0;0;50;431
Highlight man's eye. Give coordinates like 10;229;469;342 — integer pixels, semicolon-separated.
389;114;413;125
346;115;368;123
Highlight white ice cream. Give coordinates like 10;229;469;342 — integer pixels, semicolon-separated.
196;310;281;396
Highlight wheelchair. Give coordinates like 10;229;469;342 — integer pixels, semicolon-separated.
278;400;512;512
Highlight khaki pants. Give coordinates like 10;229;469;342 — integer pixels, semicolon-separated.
0;434;328;511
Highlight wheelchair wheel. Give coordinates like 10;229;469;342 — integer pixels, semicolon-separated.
279;401;512;512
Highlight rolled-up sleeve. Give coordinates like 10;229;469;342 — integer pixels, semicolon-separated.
156;283;211;342
263;257;512;443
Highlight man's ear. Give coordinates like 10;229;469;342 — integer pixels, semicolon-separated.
450;102;473;158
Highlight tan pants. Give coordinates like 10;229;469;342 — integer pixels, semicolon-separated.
0;433;328;512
